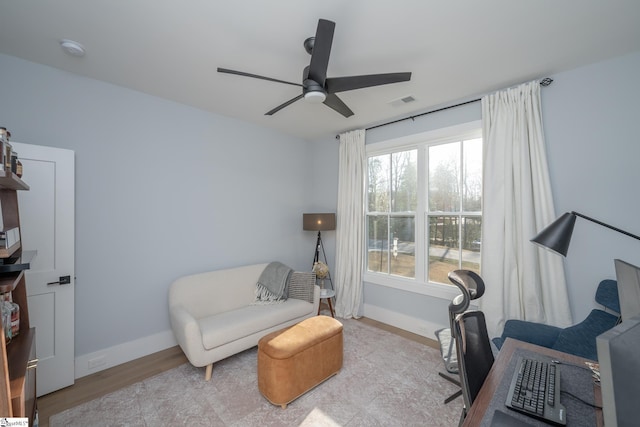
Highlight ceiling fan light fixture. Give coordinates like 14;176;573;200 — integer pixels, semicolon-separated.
304;90;326;103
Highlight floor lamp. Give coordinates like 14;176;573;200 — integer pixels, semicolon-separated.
303;213;336;317
531;211;640;256
303;213;336;289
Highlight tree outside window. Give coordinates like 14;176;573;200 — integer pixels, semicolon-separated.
366;136;482;286
427;138;482;283
367;150;417;278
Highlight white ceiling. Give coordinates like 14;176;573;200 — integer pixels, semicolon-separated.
1;0;639;140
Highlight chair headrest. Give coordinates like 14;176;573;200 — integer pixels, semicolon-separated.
448;270;486;315
449;270;486;300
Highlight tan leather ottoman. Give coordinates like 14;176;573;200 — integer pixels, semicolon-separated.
258;315;343;408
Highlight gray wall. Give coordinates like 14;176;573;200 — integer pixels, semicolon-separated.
0;53;318;356
543;51;640;322
311;50;640;334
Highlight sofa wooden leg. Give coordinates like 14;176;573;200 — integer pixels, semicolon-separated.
205;364;213;381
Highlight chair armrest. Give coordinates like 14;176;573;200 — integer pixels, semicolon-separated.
499;319;562;349
435;328;458;373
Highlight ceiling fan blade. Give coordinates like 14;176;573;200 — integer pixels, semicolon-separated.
217;68;302;87
323;93;354;118
265;94;304;116
326;72;412;93
307;19;335;86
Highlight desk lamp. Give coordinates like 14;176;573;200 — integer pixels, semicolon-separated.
531;211;640;256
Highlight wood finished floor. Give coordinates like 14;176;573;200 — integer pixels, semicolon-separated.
37;317;439;427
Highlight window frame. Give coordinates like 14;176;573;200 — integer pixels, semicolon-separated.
363;120;482;300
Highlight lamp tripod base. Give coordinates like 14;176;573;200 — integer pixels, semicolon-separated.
313;231;335;317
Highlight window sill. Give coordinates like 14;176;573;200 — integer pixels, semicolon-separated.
363;272;462;301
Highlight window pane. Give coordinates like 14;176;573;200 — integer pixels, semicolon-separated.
368;154;390;212
391;150;417;212
463;138;482;212
390;216;415;278
428;215;459;283
367;215;389;273
462;216;482;274
429;142;461;212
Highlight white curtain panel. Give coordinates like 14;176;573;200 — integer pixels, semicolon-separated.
480;81;572;338
334;129;366;318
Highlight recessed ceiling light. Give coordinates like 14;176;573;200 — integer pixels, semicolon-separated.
60;39;86;57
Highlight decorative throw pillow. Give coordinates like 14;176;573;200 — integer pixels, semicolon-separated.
287;271;316;304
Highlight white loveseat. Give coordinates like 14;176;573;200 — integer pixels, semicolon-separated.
169;263;320;380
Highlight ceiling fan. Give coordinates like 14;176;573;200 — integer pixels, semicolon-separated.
217;19;412;118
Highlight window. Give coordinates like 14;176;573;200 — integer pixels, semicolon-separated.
427;138;482;283
365;123;482;293
367;150;417;278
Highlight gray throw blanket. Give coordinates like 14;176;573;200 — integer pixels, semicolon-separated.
254;261;292;303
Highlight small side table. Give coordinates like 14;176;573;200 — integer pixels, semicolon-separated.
318;288;335;318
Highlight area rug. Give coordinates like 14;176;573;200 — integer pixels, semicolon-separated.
50;319;462;426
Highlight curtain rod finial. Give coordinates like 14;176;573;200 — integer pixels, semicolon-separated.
540;77;553;87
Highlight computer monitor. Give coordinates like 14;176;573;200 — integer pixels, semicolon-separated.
614;259;640;321
596;315;640;427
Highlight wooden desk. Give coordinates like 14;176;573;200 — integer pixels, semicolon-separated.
462;338;603;427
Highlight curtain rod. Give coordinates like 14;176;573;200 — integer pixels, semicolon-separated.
334;77;553;139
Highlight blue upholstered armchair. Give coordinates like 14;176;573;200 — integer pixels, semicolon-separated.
492;279;620;361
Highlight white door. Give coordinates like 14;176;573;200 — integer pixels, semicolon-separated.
12;142;75;397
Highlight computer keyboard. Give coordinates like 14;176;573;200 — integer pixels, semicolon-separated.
505;357;567;425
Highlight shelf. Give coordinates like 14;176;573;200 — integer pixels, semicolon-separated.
0;271;23;295
0;167;32;423
7;328;34;386
6;328;35;420
0;242;21;260
0;250;36;274
0;171;28;191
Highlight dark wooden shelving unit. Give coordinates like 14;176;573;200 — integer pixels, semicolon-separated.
0;170;36;425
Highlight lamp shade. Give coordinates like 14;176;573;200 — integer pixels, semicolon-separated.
303;213;336;231
530;212;577;256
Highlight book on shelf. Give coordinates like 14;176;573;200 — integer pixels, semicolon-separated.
0;227;20;249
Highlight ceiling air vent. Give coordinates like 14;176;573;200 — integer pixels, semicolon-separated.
389;95;416;107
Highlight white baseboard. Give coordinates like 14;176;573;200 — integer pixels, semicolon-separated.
75;308;445;379
75;329;178;379
363;303;446;341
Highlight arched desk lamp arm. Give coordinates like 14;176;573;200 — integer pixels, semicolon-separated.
531;211;640;257
573;212;640;241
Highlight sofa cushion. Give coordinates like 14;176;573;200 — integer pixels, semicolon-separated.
199;299;313;350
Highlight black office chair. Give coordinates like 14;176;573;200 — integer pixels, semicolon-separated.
435;270;486;404
449;270;494;426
